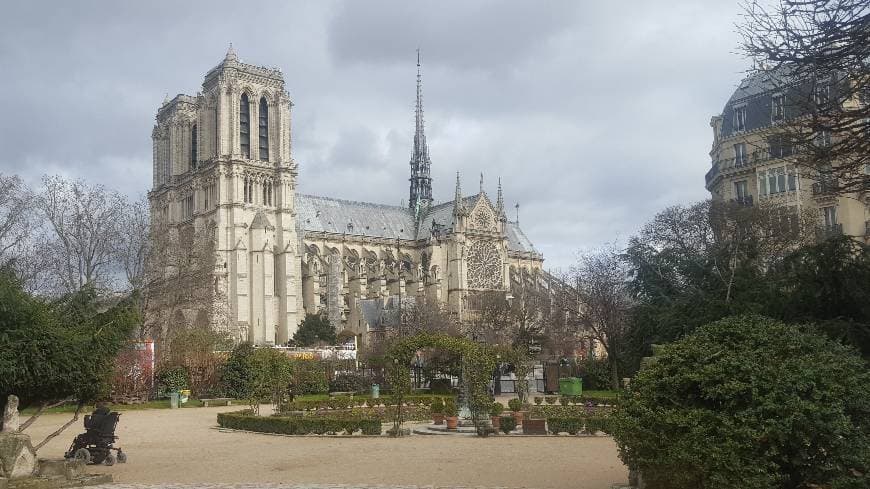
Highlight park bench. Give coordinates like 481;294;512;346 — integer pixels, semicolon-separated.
200;398;233;407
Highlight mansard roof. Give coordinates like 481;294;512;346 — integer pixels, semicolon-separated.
297;192;539;255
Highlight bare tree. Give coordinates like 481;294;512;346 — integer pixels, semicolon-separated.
0;174;32;265
117;195;150;291
569;246;633;390
739;0;870;194
142;220;226;343
35;176;126;294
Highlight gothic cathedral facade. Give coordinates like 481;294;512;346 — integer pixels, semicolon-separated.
147;48;545;347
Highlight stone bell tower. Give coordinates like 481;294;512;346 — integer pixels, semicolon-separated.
148;46;300;345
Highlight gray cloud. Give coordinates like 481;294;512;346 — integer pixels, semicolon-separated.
0;0;748;270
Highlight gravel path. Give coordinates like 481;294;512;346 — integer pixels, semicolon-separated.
25;406;627;489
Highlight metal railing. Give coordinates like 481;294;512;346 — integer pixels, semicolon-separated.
812;179;840;196
816;223;843;239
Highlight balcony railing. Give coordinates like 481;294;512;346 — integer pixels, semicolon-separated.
812;179;840;196
731;195;754;206
816;223;843;239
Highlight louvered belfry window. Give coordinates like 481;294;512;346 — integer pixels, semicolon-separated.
240;93;250;158
259;97;269;161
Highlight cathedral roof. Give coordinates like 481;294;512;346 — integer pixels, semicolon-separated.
297;194;416;240
297;193;539;255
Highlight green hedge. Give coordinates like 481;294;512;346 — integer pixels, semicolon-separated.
529;401;614;419
547;416;611;435
282;395;452;412
282;405;432;422
217;410;382;435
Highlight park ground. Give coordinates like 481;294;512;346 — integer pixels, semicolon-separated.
25;405;628;489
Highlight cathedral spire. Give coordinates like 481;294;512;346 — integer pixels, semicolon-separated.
409;49;433;217
496;177;506;221
453;172;466;217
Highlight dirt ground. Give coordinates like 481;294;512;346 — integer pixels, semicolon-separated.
25;406;628;489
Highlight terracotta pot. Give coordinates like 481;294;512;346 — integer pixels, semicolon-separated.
512;411;524;425
432;413;445;425
490;416;501;429
446;416;459;430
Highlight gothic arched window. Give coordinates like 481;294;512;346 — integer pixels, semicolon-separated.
190;124;198;169
258;97;269;161
240;93;250;158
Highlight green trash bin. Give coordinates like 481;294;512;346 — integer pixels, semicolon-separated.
558;377;583;396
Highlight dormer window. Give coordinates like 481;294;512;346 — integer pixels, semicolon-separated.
240;93;250;158
733;105;747;132
259;97;269;161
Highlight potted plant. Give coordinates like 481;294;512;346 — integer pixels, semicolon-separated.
533;396;543;405
499;415;517;434
508;398;524;425
545;396;557;405
444;398;459;430
490;402;504;429
430;397;445;425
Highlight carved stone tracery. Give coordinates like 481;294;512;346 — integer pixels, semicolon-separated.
466;239;502;289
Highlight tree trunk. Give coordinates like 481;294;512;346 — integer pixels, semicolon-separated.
609;358;620;391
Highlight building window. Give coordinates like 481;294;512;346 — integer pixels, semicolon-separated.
815;83;830;107
243;176;254;204
191;124;198;169
182;194;194;220
240;93;250;158
733;106;747;132
771;94;785;122
259;97;269;161
734;143;747;167
734;180;748;201
816;130;832;148
821;206;837;228
768;135;793;159
758;165;798;195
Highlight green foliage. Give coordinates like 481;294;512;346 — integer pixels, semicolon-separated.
385;333;497;433
577;358;612;391
249;348;293;413
328;372;369;393
218;342;256;399
0;273;138;409
558;396;569;406
529;404;613;419
292;313;336;347
490;402;504;417
430;397;444;414
442;397;458;417
547;417;584;435
288;359;329;395
533;396;543;405
611;315;870;489
217;410;382;435
507;398;522;412
498;415;517;434
544;396;557;405
770;235;870;357
624;206;870;372
156;366;189;394
428;378;454;394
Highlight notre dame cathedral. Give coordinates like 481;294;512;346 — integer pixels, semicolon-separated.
146;47;545;348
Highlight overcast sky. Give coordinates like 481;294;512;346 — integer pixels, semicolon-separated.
0;1;749;271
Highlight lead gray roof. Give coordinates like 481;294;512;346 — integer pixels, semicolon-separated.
296;193;539;255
